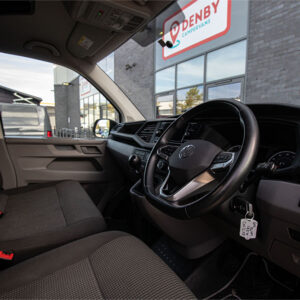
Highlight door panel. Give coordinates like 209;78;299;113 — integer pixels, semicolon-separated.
5;137;117;188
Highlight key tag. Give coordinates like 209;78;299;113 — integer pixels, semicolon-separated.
239;203;258;240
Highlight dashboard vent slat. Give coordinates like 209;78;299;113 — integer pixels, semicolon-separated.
137;122;157;143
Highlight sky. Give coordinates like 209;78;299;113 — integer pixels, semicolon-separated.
0;53;55;104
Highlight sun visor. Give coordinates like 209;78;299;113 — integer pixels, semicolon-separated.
67;23;116;58
65;1;174;58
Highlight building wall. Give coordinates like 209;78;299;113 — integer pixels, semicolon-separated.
112;0;247;119
46;106;56;128
114;39;155;119
246;0;300;105
53;66;78;85
0;90;14;103
54;76;80;129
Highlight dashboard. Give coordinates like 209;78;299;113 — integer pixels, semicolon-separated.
109;104;300;178
107;103;300;278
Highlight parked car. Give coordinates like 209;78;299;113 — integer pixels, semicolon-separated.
0;103;52;137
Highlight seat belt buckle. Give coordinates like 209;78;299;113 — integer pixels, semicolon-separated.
0;250;14;261
0;210;4;218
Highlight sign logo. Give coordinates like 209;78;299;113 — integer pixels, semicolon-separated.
179;145;196;159
170;21;180;44
163;0;231;60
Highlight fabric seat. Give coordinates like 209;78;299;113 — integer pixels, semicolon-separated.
0;231;195;299
0;181;106;262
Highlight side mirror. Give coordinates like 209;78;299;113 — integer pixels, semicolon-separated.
93;119;117;138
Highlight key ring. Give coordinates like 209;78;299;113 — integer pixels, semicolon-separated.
245;202;254;219
245;211;254;219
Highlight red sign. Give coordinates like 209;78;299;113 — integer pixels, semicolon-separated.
163;0;231;60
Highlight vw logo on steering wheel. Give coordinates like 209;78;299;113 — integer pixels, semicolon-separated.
179;144;195;159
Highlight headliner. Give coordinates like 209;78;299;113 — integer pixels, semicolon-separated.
0;1;172;72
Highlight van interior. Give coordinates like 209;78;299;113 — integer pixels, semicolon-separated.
0;1;299;299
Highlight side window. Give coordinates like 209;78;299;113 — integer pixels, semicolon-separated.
0;53;119;138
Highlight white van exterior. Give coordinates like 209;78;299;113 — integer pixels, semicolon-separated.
0;103;52;137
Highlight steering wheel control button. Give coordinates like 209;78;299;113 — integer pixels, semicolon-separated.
213;152;233;163
211;152;235;173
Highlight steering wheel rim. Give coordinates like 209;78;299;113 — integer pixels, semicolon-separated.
143;100;259;219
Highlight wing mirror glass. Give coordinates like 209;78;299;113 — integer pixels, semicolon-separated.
93;119;117;138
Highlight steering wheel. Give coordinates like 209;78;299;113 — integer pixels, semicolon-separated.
143;100;259;219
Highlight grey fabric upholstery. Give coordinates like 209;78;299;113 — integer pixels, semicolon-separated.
0;181;106;262
0;231;195;299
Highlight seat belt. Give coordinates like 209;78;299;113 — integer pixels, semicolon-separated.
0;193;13;263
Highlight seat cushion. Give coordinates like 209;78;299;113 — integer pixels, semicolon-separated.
0;181;106;262
0;231;195;299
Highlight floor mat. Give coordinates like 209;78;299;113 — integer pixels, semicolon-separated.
185;242;243;298
188;251;300;299
214;254;299;299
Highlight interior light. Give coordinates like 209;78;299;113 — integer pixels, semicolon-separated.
62;82;71;86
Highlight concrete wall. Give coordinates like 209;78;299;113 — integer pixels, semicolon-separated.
54;76;80;129
246;0;300;105
114;39;155;120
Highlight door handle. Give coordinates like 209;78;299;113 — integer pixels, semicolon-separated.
81;146;102;154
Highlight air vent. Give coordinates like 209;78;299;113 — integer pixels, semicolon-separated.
153;121;172;142
137;122;157;143
119;122;144;134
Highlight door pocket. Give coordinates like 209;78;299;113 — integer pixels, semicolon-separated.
47;158;103;172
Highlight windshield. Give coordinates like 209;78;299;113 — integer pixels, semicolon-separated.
0;0;297;132
98;0;298;120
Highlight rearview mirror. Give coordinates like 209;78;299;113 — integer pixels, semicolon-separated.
93;119;117;138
